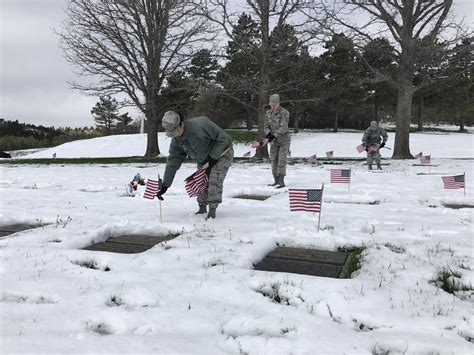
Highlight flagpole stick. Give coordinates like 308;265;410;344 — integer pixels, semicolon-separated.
349;167;351;193
159;200;163;223
464;172;466;196
317;183;324;233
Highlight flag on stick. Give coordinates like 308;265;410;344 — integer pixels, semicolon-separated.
414;152;423;159
442;174;465;189
326;151;334;158
289;188;322;212
144;177;162;199
356;144;365;153
250;139;269;148
243;151;251;157
185;169;209;197
420;155;431;165
307;154;317;164
330;169;351;184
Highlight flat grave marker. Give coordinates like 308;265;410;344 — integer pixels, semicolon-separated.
83;234;178;254
0;224;41;238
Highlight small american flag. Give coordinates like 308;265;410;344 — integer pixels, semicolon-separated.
243;151;251;157
250;139;269;148
356;144;365;153
326;151;334;158
185;169;209;197
442;174;465;189
307;154;317;164
420;155;431;165
414;152;423;159
330;169;351;184
144;177;162;199
289;188;322;212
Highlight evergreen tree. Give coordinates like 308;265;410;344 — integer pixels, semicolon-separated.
90;96;120;135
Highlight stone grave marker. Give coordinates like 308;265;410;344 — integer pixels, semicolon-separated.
83;234;178;254
254;246;351;278
0;224;40;238
234;194;271;201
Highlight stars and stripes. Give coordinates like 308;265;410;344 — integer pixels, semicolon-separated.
289;188;322;212
250;139;269;148
442;174;465;189
414;152;423;159
243;151;251;157
326;151;334;158
356;144;365;153
144;177;162;199
330;169;351;184
185;169;209;197
420;155;431;165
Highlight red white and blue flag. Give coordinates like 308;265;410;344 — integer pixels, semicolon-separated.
356;144;365;153
243;151;251;157
442;174;465;189
307;154;317;164
289;188;322;212
414;152;423;159
185;169;209;197
144;176;162;200
330;169;351;184
326;151;334;158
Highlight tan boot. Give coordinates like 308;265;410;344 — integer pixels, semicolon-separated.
268;175;279;186
206;207;216;220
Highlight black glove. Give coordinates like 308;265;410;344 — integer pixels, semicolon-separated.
363;144;368;152
157;185;168;200
207;157;218;167
379;142;385;148
266;132;275;142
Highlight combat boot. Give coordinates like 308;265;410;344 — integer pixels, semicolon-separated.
206;207;216;220
368;164;373;170
276;175;285;189
268;175;279;186
195;204;207;215
376;163;382;170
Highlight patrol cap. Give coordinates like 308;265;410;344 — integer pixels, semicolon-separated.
269;94;280;104
162;111;181;137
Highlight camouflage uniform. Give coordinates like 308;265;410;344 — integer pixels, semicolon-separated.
264;106;291;179
362;122;388;169
163;116;233;215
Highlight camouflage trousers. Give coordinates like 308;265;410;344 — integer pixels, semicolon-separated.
197;146;233;209
367;150;381;165
270;134;291;177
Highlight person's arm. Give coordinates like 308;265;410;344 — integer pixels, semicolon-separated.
274;109;290;137
162;139;187;187
264;111;271;136
362;129;369;145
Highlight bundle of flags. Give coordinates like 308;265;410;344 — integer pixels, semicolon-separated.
356;144;365;153
330;169;351;184
289;188;322;212
143;176;162;200
250;138;269;148
185;169;209;197
442;174;465;190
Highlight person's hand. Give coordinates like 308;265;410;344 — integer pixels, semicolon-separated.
365;146;368;152
379;142;385;148
201;157;217;169
157;185;168;200
266;132;275;142
207;157;218;167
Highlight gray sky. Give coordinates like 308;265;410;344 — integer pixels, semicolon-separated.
0;0;473;128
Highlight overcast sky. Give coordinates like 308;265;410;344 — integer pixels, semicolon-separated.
1;0;473;129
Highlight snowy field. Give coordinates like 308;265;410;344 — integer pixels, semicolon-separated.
1;132;473;354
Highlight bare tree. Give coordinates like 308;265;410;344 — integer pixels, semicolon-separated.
59;0;213;157
317;0;467;158
199;0;327;157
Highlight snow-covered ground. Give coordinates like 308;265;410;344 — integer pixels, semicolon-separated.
1;132;473;354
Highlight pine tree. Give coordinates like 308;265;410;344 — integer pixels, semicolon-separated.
90;96;119;135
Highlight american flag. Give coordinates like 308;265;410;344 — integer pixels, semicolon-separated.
420;155;431;165
326;151;334;158
307;154;317;164
356;144;365;153
250;139;269;148
330;169;351;183
185;169;209;197
243;151;251;157
144;177;162;199
442;174;465;189
289;188;322;212
414;152;423;159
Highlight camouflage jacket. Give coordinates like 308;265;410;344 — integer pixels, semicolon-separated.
264;106;290;138
163;116;232;187
362;126;388;146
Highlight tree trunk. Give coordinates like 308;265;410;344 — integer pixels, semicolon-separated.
144;96;160;157
458;109;465;132
333;98;339;133
417;94;424;132
294;113;300;133
374;95;380;123
246;111;252;131
392;74;414;159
